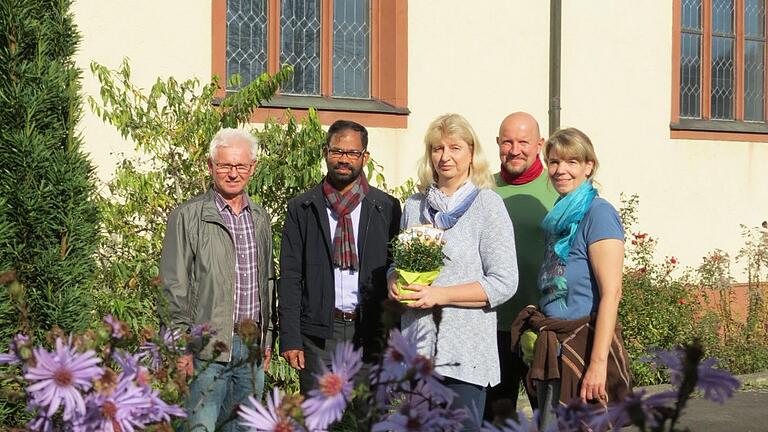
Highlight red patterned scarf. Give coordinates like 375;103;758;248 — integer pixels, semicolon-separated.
500;156;544;185
322;175;369;271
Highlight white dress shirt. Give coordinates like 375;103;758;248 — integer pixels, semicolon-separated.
327;203;361;312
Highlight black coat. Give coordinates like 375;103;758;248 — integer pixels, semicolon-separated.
278;183;401;360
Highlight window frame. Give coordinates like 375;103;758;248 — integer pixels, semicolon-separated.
671;0;768;141
212;0;409;128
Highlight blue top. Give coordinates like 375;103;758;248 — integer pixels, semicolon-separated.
538;197;624;320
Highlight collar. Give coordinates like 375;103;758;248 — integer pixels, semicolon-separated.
212;188;252;214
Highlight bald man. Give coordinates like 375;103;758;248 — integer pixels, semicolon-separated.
485;112;559;421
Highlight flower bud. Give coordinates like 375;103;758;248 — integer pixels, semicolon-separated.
0;271;16;285
8;280;22;299
18;346;33;361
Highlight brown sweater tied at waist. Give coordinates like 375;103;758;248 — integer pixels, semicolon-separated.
510;305;633;407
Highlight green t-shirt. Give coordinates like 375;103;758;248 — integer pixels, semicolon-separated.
493;170;559;330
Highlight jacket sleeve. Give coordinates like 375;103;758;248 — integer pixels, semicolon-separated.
265;211;278;353
267;256;278;352
478;192;519;308
387;195;403;267
278;200;304;353
159;207;193;333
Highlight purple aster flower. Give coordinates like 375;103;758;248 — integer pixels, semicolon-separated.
26;414;55;432
302;341;362;431
190;322;217;339
696;357;741;403
112;350;144;376
372;391;467;432
138;340;162;371
81;367;186;431
596;389;677;430
24;338;103;421
645;348;684;386
82;373;152;431
239;388;304;431
0;352;19;365
480;411;541;432
138;326;181;370
412;355;456;405
0;333;29;365
375;330;454;404
141;385;187;423
160;325;183;348
379;328;420;381
103;314;128;339
647;348;741;404
553;398;601;432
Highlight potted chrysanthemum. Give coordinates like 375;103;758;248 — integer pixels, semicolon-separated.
391;226;447;303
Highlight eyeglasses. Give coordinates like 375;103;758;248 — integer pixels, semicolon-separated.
214;163;252;174
326;148;367;160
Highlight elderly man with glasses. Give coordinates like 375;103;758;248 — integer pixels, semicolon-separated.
279;119;401;393
160;128;275;432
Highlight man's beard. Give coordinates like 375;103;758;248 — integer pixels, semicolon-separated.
327;162;363;189
503;158;530;176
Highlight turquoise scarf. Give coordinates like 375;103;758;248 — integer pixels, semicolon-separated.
541;180;597;264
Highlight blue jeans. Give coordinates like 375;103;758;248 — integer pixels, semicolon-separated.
185;334;265;432
444;376;487;431
535;379;561;431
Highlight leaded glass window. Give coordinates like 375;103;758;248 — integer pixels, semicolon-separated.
711;0;735;120
745;0;766;121
223;0;386;103
332;0;370;98
227;0;269;90
280;0;322;95
681;0;702;118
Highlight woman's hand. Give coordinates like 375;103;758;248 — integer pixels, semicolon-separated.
399;284;445;309
580;359;608;403
387;272;400;301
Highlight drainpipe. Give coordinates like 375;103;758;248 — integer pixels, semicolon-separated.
549;0;562;136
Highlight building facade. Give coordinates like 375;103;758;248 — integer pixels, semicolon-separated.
73;0;768;280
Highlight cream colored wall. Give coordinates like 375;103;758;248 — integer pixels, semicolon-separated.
73;0;211;180
372;0;551;188
560;2;768;278
72;1;766;280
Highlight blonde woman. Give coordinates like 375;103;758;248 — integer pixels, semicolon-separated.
511;127;631;429
388;113;518;422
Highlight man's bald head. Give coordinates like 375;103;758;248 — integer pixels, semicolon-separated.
496;112;544;177
498;112;541;139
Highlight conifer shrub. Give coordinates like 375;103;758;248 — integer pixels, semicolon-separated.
0;0;101;423
0;0;100;340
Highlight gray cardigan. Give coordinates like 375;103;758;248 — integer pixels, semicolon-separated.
400;189;518;387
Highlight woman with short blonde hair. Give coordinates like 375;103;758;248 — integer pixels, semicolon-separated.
511;127;631;430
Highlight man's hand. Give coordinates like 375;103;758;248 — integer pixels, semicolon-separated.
176;353;194;379
282;349;305;370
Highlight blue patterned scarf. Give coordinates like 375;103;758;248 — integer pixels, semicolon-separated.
423;181;480;229
541;180;597;264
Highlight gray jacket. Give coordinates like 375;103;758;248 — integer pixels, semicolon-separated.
160;188;275;362
400;189;518;386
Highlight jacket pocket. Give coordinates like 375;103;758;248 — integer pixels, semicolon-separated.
300;263;325;323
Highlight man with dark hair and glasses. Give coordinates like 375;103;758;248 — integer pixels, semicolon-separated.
279;119;401;393
160;128;275;431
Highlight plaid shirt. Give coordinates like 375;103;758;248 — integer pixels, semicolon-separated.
213;191;260;324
